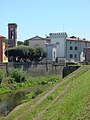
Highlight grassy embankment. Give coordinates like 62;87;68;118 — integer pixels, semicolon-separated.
4;65;90;120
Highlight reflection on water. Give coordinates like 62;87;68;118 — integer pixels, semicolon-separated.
0;91;25;116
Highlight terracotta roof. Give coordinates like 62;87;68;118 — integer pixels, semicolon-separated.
0;35;5;38
66;37;90;42
84;47;90;49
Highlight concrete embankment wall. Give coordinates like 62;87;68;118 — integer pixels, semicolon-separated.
62;66;80;78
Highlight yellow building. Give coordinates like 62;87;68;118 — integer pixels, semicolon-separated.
3;42;8;62
0;35;8;62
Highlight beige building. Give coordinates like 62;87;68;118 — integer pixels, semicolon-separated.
29;35;50;51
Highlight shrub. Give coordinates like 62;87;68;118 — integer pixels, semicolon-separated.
39;81;48;85
10;68;26;83
7;76;15;84
0;69;4;84
47;95;53;100
49;77;58;83
32;89;43;99
3;76;15;84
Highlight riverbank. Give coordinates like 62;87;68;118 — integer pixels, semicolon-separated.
0;74;61;117
3;65;90;120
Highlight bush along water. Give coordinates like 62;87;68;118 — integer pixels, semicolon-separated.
0;69;4;84
9;68;26;83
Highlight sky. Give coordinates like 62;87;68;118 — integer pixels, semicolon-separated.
0;0;90;41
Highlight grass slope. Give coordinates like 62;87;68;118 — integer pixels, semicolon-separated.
39;67;90;120
4;65;90;120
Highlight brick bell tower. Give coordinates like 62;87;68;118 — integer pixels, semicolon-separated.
8;23;17;47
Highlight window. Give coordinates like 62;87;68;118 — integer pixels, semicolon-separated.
54;51;55;58
34;44;40;48
75;46;77;50
70;41;72;44
70;46;73;50
75;54;77;58
70;54;73;58
56;42;59;45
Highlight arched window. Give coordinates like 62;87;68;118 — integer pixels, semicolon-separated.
34;44;40;48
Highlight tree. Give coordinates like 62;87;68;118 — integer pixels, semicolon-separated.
4;38;8;44
33;47;47;61
17;41;23;46
23;39;29;46
0;69;4;84
5;47;17;61
5;46;47;62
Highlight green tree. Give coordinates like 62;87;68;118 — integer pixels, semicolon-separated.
24;39;29;46
4;38;8;44
10;68;26;82
5;47;17;61
33;47;47;61
0;69;4;84
17;41;23;46
5;46;47;62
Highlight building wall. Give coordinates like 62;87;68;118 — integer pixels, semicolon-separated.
29;34;90;63
85;50;90;62
66;40;90;62
0;37;3;62
50;34;90;63
46;44;52;62
0;36;8;63
50;32;67;58
0;36;8;62
84;47;90;62
2;42;8;62
29;36;48;51
8;23;17;47
29;39;46;50
66;41;85;62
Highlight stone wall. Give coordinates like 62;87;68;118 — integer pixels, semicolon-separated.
0;62;64;77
